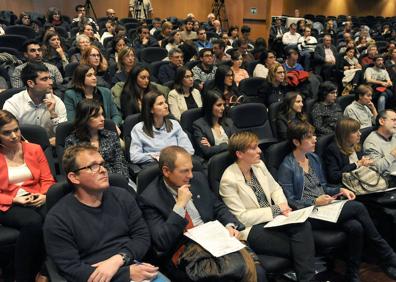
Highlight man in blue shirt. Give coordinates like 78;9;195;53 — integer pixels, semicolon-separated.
194;27;213;51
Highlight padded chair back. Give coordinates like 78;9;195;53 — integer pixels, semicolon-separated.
140;47;168;64
238;77;267;103
119;17;140;25
0;34;27;51
304;98;316;122
0;46;21;58
336;94;355;111
207;151;235;196
0;87;25;108
55;120;117;174
54;26;68;39
268;101;282;138
122;114;142;161
315;133;334;160
360;126;375;145
184;60;200;70
149;61;169;82
19;124;57;177
246;60;259;76
136;164;160;194
180;108;204;138
264;141;290;179
230;103;274;142
64;62;79;78
5;25;36;39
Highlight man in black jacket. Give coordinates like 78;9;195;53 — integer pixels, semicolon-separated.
44;144;165;282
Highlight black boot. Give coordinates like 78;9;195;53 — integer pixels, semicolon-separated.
345;260;361;282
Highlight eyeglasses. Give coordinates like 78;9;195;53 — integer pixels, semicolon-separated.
73;162;106;173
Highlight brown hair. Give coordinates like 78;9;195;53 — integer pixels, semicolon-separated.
80;45;108;72
228;131;259;160
267;63;287;86
0;110;18;130
335;117;361;156
117;47;136;71
287;121;315;149
62;144;98;176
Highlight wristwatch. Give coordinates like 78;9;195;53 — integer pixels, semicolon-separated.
118;252;131;266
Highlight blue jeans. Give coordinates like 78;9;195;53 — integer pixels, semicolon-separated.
152;272;171;282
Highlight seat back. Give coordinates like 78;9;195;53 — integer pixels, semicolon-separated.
264;141;290;179
315;133;334;160
0;87;25;108
304;98;316;122
0;34;27;51
149;61;169;82
64;62;79;78
230;103;274;142
238;77;267;103
360;126;375;145
246;60;259;76
180;108;204;151
268;101;282;138
55;120;117;174
336;94;355;111
136;164;160;194
122;114;142;161
207;151;235;196
140;47;168;64
20;124;57;177
5;25;36;39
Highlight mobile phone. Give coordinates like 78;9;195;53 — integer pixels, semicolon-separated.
332;192;343;199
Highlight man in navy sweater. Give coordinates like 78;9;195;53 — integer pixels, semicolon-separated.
44;144;167;282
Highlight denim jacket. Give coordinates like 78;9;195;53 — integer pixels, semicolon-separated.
277;152;340;209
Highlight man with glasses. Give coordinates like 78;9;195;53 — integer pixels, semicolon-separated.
133;26;159;51
194;27;212;51
44;144;169;282
11;39;63;88
158;48;184;84
192;48;217;90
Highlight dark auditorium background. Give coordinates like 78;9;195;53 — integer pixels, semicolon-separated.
2;0;396;41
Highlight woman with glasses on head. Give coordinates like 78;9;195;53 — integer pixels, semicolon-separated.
311;81;343;136
165;30;183;52
65;99;128;177
0;110;55;281
80;45;111;87
64;64;122;129
193;90;236;159
112;47;136;85
265;62;288;107
276;92;307;140
167;66;202;121
130;90;194;166
230;50;249;86
253;50;277;79
278;121;396;282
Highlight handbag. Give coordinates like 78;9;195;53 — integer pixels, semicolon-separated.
179;241;257;282
342;166;388;195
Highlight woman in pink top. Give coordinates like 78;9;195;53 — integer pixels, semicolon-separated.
0;110;55;281
230;50;249;86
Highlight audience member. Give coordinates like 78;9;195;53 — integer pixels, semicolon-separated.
42;31;69;76
44;144;166;282
108;35;129;67
133;25;159;51
212;39;231;64
278;121;396;282
213;19;223;36
230;50;249;86
112;47;136;85
324;117;373;184
194;27;213;51
78;23;103;51
46;7;69;30
297;27;317;71
240;25;255;50
341;46;362;87
155;21;172;45
180;17;197;42
139;146;257;281
265;63;288;107
168;67;202;120
192;90;236;159
70;34;91;63
4;63;67;143
158;48;184;84
65;99;128;177
165;30;183;52
313;34;338;80
276;91;307;139
191;48;217;90
105;8;118;22
283;48;304;72
71;4;98;30
0;110;55;282
236;39;256;66
360;44;378;67
253;50;277;79
129;91;194;165
210;64;240;110
100;20;116;45
220;131;315;282
364;109;396;187
80;45;111;87
129;0;153;19
364;55;393;112
202;13;215;32
282;23;301;47
118;65;151;118
344;84;378;128
11;39;63;88
150;17;162;36
228;25;239;45
16;12;40;33
311;81;343;136
64;64;122;127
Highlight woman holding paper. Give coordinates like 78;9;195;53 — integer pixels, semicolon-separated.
220;131;316;282
278;121;396;282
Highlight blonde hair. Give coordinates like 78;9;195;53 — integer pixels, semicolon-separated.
267;63;286;86
117;47;136;71
228;131;259;160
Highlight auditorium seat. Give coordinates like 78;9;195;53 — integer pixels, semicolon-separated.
140;47;168;64
238;77;267;104
336;94;355;112
0;87;25;108
180;107;204;152
0;34;27;51
5;25;36;39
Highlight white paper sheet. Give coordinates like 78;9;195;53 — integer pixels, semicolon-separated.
184;220;245;257
264;206;314;228
309;200;347;223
